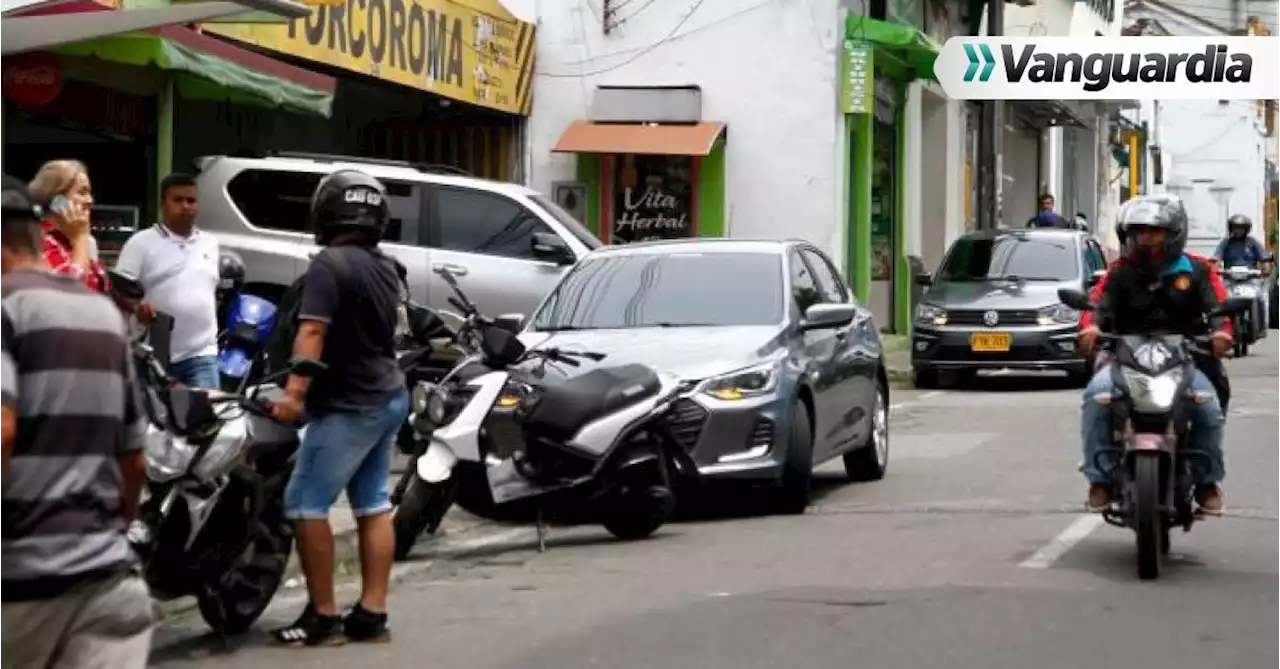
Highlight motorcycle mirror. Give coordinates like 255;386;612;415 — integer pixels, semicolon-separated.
480;326;526;366
1057;287;1092;311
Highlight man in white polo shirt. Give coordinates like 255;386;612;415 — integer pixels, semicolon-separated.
115;173;221;389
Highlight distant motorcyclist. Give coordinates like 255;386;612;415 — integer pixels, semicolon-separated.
1213;214;1271;270
1076;194;1231;516
1026;193;1072;229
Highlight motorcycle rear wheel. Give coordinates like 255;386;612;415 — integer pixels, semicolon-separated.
1133;456;1164;581
393;476;458;561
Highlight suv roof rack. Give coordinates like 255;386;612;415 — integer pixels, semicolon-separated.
267;151;473;176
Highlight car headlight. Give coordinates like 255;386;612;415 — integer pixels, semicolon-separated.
143;427;195;482
1037;303;1080;326
1120;367;1183;413
700;361;781;401
915;303;947;326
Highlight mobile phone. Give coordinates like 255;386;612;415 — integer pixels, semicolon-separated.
49;194;71;217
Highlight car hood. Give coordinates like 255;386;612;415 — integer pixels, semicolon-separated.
518;326;787;382
923;280;1073;310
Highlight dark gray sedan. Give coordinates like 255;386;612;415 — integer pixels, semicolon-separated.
516;239;890;513
911;228;1105;387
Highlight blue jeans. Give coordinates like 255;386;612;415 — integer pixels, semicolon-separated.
170;355;220;389
1081;366;1225;486
284;389;410;520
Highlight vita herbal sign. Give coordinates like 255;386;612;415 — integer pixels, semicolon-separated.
204;0;536;115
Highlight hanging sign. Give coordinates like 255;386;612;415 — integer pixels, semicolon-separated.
2;53;63;110
840;39;875;115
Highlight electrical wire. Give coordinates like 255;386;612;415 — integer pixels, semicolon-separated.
539;0;733;77
607;0;659;30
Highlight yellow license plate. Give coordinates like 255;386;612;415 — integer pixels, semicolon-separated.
970;332;1012;352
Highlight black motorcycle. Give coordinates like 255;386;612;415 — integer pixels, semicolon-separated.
1060;287;1249;580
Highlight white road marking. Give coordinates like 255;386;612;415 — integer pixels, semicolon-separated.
1018;514;1103;569
889;390;944;413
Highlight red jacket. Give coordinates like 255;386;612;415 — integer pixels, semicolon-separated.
1080;252;1232;339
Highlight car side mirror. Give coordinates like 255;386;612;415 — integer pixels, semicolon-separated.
914;272;932;287
1057;287;1092;311
531;232;575;266
494;313;525;333
799;303;856;332
1088;270;1106;286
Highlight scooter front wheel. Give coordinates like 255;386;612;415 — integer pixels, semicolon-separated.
393;476;458;561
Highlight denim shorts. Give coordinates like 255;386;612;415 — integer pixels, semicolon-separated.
284;389;410;520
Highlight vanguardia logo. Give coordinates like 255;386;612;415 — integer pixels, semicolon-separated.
935;37;1279;101
1000;44;1252;92
963;44;997;82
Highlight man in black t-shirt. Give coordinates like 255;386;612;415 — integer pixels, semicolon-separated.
269;170;408;647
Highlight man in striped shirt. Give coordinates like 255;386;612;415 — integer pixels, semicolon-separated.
1;175;153;669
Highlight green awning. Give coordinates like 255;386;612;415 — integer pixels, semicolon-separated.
845;16;940;81
55;30;333;117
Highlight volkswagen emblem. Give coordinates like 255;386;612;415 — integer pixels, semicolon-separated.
982;310;999;327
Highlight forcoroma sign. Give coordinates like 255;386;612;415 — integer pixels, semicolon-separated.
936;37;1279;100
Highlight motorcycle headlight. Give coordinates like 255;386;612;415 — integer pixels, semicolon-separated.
700;361;781;401
1037;303;1080;326
915;303;947;326
143;427;195;482
1120;367;1184;413
411;382;435;417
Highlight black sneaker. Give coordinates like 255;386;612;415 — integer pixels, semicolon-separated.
271;604;345;647
343;603;390;643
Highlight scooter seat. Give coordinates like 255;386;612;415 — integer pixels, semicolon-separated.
520;363;661;439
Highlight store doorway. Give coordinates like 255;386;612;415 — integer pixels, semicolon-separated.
869;118;897;330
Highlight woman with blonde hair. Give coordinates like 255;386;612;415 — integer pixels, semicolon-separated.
28;159;108;293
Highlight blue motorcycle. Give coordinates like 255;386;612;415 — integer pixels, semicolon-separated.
218;293;278;393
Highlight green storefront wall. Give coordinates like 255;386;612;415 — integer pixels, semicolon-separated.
841;15;939;335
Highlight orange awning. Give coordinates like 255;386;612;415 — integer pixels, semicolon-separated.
552;120;726;157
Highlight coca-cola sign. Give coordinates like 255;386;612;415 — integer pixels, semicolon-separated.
3;53;63;110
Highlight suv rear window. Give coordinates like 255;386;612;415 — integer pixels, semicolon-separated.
225;169;422;243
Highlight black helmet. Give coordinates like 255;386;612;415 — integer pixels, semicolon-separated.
308;169;389;246
2;174;43;223
1116;194;1188;273
218;253;246;292
1226;213;1252;236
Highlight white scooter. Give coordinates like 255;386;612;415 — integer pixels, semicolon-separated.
1222;265;1267;357
391;269;701;558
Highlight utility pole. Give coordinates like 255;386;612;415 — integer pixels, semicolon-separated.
976;0;1004;229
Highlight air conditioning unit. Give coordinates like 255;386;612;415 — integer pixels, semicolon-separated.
551;181;588;223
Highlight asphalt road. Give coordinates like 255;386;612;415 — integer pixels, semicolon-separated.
151;339;1279;669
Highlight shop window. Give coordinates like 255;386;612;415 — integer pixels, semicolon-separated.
433;187;554;260
225;169;421;244
789;251;824;316
611;155;695;244
801;249;849;303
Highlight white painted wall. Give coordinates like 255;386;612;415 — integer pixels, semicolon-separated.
1142;99;1268;255
526;0;847;263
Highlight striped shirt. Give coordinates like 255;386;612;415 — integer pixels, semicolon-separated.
1;267;145;601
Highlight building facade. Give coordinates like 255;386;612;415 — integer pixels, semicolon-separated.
529;0;977;334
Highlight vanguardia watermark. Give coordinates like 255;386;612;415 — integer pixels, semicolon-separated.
936;37;1279;100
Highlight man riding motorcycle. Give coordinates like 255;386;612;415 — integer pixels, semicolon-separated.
1214;214;1270;270
1077;194;1231;516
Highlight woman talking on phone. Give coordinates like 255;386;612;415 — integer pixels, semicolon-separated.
27;160;109;293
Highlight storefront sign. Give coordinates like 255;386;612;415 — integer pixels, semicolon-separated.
204;0;535;115
612;155;694;244
2;53;63;110
840;39;874;115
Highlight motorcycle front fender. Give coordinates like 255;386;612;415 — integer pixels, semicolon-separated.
416;439;458;483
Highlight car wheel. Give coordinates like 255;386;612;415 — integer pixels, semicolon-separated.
844;381;888;482
912;368;938;389
776;399;814;515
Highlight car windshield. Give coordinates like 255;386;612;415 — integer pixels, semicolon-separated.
528;194;602;251
533;252;784;330
937;236;1078;282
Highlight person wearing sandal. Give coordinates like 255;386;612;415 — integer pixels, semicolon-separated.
267;170;409;647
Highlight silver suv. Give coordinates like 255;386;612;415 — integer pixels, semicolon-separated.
195;152;601;321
